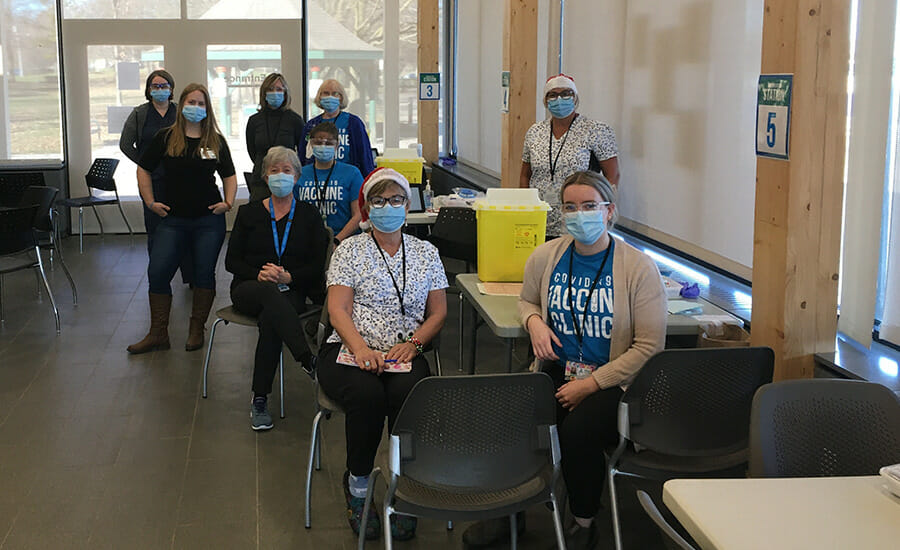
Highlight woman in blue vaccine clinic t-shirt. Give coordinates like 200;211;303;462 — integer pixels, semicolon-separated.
293;121;363;243
301;79;376;178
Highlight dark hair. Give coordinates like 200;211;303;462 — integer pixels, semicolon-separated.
258;72;292;110
309;121;338;141
145;69;175;102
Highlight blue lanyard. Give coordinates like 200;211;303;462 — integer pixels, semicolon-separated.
269;197;296;265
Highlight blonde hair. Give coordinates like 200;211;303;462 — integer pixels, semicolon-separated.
165;83;223;158
315;79;348;110
366;179;408;201
560;171;618;227
258;73;292;111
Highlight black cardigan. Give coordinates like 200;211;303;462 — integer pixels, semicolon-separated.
225;200;328;298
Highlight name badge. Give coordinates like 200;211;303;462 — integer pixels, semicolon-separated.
565;360;598;381
199;148;217;160
277;283;290;293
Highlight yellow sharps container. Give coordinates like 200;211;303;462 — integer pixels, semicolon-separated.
474;189;550;282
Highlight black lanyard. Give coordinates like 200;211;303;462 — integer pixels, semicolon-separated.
567;240;612;359
372;233;407;316
312;163;336;216
549;114;578;182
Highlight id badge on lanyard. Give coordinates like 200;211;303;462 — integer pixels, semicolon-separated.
270;197;296;292
565;360;598;381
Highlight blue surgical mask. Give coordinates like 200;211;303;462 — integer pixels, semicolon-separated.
320;96;341;113
312;145;336;162
182;105;207;123
265;92;284;109
150;89;171;103
547;97;576;118
368;204;406;233
564;210;606;244
266;173;294;198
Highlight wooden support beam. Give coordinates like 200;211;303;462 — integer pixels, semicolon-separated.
751;0;850;380
501;0;538;188
417;0;440;165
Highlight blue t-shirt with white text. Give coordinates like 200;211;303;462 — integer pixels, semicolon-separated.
546;240;615;365
293;161;363;236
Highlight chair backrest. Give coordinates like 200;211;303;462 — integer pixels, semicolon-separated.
429;207;477;263
750;379;900;477
85;158;120;193
621;347;775;457
0;171;45;207
392;372;558;492
0;205;39;255
18;186;58;232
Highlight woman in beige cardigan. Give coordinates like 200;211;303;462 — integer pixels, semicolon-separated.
519;171;666;548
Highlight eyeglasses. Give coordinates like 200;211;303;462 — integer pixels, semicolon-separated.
562;201;609;213
546;90;575;100
310;138;337;146
150;83;171;90
320;91;342;98
369;195;407;208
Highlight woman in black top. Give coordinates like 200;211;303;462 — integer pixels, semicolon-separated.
245;73;305;202
128;83;237;355
226;146;328;430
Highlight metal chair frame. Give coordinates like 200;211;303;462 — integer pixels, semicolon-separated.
58;158;133;253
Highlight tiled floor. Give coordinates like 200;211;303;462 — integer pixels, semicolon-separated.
0;235;667;549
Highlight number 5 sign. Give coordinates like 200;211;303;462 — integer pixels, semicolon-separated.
419;73;440;101
757;74;793;160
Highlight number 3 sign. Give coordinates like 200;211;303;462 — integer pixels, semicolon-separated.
419;73;440;101
757;74;793;160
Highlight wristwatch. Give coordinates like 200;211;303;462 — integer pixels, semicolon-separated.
333;237;341;246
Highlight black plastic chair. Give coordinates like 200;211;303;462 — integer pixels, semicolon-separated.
58;158;133;253
0;171;45;207
750;379;900;478
18;186;77;306
636;490;698;550
0;205;60;333
427;207;477;271
358;372;566;550
607;346;775;550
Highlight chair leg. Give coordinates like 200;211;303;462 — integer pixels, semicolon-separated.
35;251;60;334
116;199;134;239
509;513;518;550
433;344;442;376
56;251;77;306
201;317;225;398
78;207;84;253
314;422;322;470
305;410;325;529
457;292;464;372
0;274;5;323
609;467;624;550
34;267;42;300
359;468;382;550
278;351;285;419
549;491;567;550
91;205;104;237
447;521;453;530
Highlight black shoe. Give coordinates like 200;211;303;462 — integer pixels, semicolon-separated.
462;512;526;548
301;354;317;380
561;521;599;550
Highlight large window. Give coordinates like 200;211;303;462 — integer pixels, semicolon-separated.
0;0;64;161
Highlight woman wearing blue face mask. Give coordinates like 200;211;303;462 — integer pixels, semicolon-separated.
520;74;621;238
517;171;665;549
301;79;375;177
317;168;448;541
246;73;305;202
130;83;237;355
225;146;329;430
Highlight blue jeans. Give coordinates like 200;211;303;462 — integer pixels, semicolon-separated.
148;214;225;294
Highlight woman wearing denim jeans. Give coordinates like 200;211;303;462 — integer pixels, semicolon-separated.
128;83;237;354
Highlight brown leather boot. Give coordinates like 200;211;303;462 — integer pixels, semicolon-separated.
127;293;172;354
186;287;216;351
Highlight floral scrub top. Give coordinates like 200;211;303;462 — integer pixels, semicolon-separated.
522;116;618;236
326;232;448;352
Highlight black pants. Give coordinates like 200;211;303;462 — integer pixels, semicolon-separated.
317;342;430;476
544;362;623;519
231;280;310;396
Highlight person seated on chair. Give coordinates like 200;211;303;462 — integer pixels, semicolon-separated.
515;170;666;549
293;121;363;244
317;168;448;541
225;146;328;431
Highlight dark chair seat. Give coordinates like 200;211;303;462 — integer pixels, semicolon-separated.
613;447;748;476
56;158;132;253
0;255;37;274
58;195;120;208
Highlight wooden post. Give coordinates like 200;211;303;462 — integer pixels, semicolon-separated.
417;0;440;165
501;0;538;188
751;1;850;380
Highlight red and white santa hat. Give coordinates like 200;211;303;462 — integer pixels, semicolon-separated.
543;73;578;98
358;167;412;230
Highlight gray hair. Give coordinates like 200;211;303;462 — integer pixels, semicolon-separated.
261;146;301;176
559;171;619;227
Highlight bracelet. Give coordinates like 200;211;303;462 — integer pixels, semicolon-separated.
406;335;424;354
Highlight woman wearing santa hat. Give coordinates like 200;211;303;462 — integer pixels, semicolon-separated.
316;168;448;541
520;73;620;238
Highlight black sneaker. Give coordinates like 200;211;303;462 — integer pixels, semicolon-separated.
462;512;526;548
301;354;317;380
250;396;273;431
